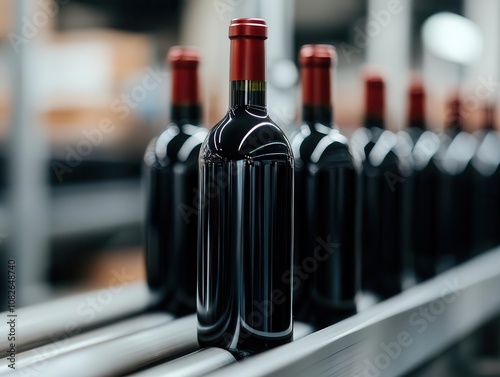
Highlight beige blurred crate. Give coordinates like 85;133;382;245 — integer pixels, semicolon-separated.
47;29;153;90
38;29;154;145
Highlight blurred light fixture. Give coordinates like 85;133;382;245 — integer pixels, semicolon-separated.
422;12;483;65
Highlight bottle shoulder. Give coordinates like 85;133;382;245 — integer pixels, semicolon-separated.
291;123;351;165
201;106;293;162
472;131;500;176
438;131;478;175
151;123;207;166
363;130;401;169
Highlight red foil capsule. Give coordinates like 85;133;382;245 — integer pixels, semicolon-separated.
229;18;267;81
300;44;336;106
168;46;200;105
364;74;385;121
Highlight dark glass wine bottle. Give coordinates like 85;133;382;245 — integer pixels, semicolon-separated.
436;96;478;268
352;74;405;299
405;82;440;282
197;18;294;357
291;45;356;328
143;47;207;316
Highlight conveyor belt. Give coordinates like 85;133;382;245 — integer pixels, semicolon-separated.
0;313;173;371
0;282;152;354
1;248;500;376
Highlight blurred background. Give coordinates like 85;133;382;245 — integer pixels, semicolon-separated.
0;0;498;307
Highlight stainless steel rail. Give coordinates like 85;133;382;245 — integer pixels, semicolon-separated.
6;315;198;377
129;321;315;377
206;247;500;376
0;313;173;371
129;348;236;377
0;282;152;353
3;249;500;376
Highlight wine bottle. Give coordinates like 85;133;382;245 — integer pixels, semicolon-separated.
143;47;207;316
197;18;294;357
291;45;356;328
352;74;405;299
436;96;478;268
406;82;440;282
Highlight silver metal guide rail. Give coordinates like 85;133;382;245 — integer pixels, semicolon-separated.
2;315;198;377
128;321;314;377
206;247;500;376
0;313;173;371
2;248;500;376
129;348;237;377
0;282;153;354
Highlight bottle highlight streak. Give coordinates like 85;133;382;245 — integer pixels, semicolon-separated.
197;18;294;357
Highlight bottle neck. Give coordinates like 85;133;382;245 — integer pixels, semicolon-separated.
364;115;385;129
408;119;425;130
446;99;462;132
170;63;200;125
301;63;332;126
170;104;201;126
230;80;266;108
302;105;332;126
229;35;266;109
408;90;425;130
364;80;385;129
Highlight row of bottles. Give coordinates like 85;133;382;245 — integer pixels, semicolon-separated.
142;18;500;357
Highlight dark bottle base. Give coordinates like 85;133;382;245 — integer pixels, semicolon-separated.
199;327;293;359
235;327;293;358
294;300;312;324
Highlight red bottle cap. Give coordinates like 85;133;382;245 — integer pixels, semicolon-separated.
364;73;385;120
300;44;335;105
299;44;336;67
408;80;425;125
229;18;267;81
229;18;267;39
168;46;200;105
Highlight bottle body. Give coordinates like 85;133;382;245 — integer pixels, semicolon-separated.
472;131;500;254
436;132;478;268
292;125;357;327
291;122;330;322
197;106;294;355
352;128;408;299
411;131;441;281
306;131;357;328
143;117;207;315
